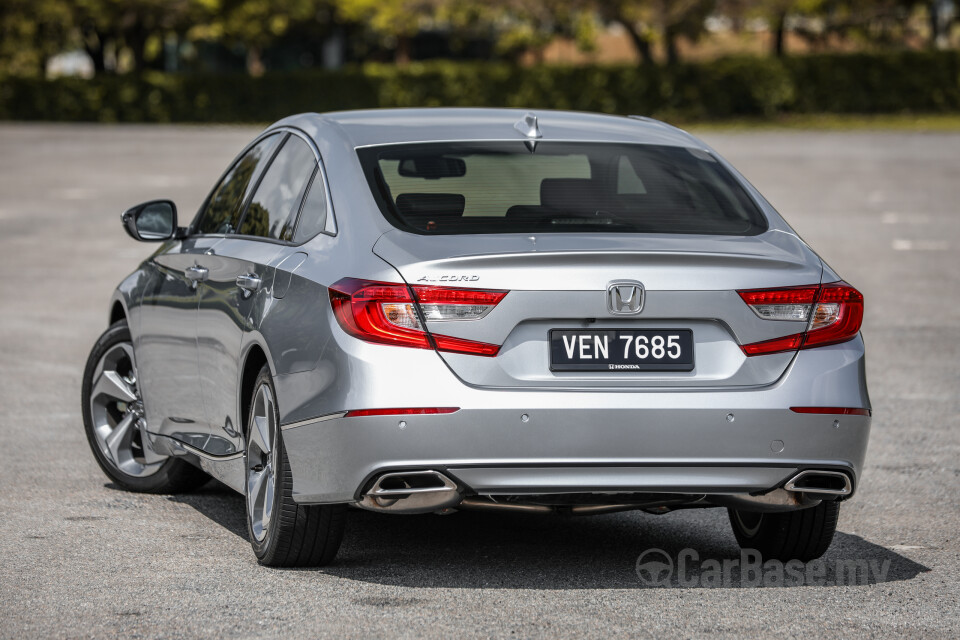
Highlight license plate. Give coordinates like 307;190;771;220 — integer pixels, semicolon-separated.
550;329;694;372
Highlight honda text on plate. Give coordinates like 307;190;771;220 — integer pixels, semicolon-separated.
82;109;871;567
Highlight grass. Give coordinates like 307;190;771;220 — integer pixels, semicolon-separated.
682;112;960;132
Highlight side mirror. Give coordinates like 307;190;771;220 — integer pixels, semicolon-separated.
121;200;178;241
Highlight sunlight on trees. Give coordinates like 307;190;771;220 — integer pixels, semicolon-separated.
0;0;955;76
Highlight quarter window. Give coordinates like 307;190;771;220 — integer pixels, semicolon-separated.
293;171;328;242
194;134;282;235
238;136;316;241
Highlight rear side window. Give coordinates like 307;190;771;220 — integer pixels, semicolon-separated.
357;141;767;236
293;171;328;242
239;135;317;241
194;134;282;235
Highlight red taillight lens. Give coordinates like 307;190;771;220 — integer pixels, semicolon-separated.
329;279;432;350
413;285;506;307
739;281;863;356
740;332;805;356
329;278;506;357
738;285;818;321
803;282;864;349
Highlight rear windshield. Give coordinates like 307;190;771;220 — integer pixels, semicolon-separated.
357;141;767;236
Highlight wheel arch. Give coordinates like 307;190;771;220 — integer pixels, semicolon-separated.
109;299;127;325
238;339;275;437
108;268;148;334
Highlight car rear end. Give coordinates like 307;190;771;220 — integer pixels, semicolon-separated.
281;126;871;521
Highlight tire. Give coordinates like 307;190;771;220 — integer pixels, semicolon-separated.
244;366;346;567
81;320;209;493
728;500;840;562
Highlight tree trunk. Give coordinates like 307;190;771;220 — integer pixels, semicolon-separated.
246;46;265;76
82;25;107;73
665;26;680;66
35;21;50;77
773;11;787;57
395;35;412;65
127;26;148;72
615;18;654;66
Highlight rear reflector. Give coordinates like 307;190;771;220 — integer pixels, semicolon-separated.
790;407;872;417
738;281;864;356
345;407;460;417
329;278;505;356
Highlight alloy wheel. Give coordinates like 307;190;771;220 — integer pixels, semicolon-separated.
88;341;165;477
246;382;279;543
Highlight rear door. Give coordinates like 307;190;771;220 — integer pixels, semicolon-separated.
195;133;318;453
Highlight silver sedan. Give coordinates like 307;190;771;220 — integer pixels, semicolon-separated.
81;108;871;567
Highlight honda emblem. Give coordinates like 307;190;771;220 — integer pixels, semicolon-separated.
607;281;645;315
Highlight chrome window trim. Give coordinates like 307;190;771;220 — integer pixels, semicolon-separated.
232;132;292;239
189;131;286;237
352;138;697;149
279;126;338;238
190;125;338;242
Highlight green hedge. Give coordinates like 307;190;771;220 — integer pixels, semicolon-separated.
1;51;957;123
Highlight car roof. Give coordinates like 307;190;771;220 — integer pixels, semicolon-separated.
270;108;701;149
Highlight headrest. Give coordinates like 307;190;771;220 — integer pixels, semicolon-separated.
395;193;466;217
540;178;601;210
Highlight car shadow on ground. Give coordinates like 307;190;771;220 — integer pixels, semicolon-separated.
164;479;248;538
170;483;929;590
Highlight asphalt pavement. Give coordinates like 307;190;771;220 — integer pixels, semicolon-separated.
0;123;957;638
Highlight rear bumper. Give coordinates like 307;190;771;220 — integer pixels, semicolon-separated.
281;338;871;504
283;406;868;504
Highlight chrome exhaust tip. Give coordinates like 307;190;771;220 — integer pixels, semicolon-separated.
784;470;853;497
357;470;461;514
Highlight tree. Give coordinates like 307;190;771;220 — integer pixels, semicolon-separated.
659;0;717;64
586;0;716;65
193;0;331;74
0;0;74;75
482;0;597;62
331;0;437;63
65;0;211;73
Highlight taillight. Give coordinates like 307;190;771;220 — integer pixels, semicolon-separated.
738;282;863;356
329;278;506;357
740;332;804;356
738;286;818;321
803;282;864;349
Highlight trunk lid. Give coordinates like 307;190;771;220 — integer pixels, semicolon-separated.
373;230;823;389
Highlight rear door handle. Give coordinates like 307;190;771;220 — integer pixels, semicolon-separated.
236;273;262;298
